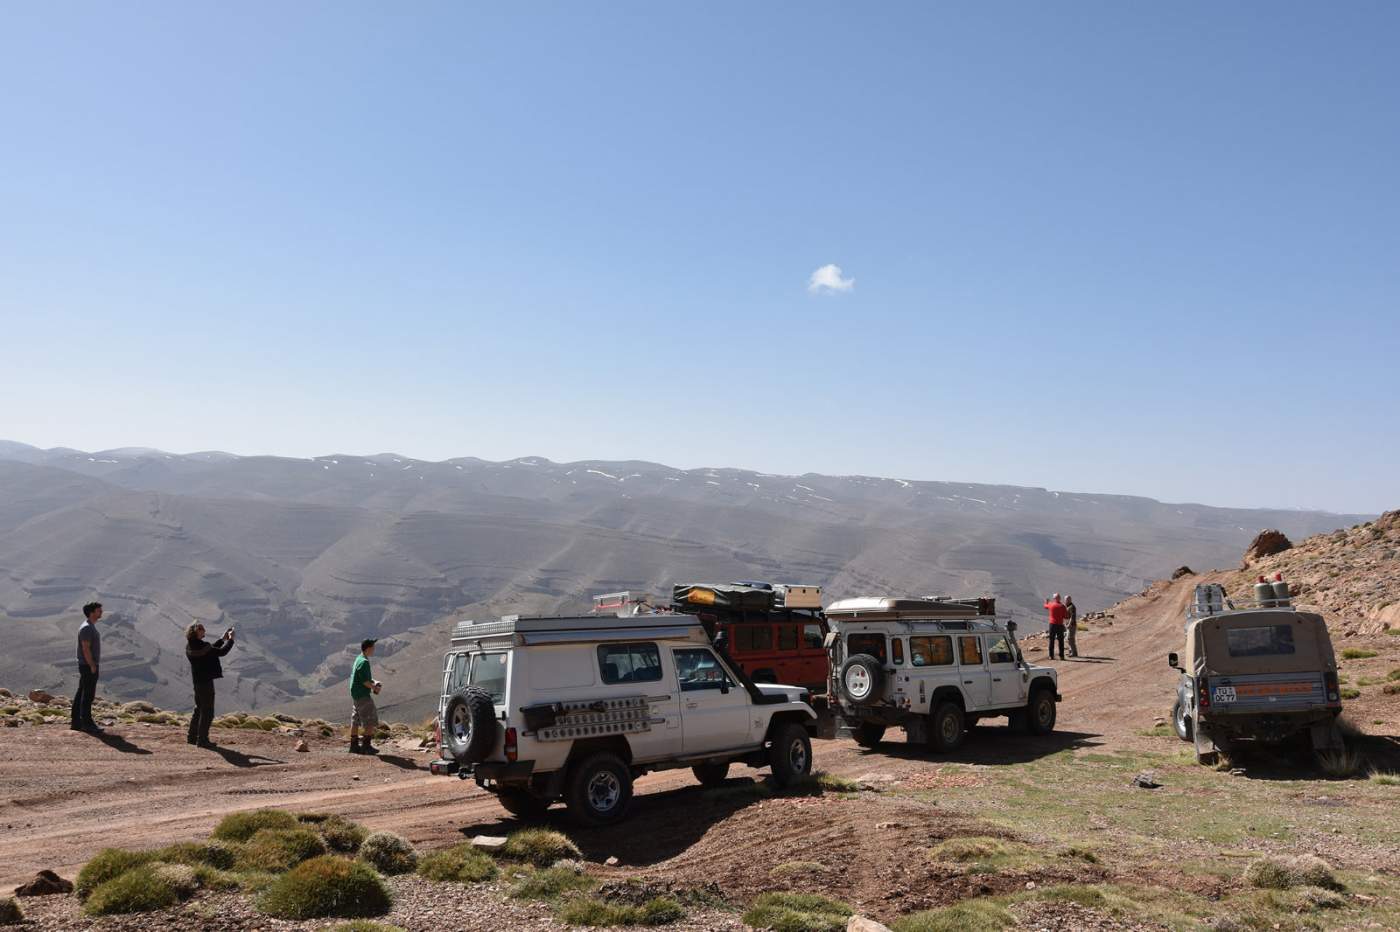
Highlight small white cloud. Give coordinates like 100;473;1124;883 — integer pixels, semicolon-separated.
808;263;854;294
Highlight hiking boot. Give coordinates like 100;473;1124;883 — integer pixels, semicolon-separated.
348;740;363;754
360;741;380;756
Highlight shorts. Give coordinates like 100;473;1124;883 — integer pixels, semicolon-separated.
351;695;379;731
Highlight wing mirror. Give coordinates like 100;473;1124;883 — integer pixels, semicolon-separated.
1168;652;1180;670
719;680;730;695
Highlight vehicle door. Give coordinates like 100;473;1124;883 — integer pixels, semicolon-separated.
671;646;753;755
984;634;1025;708
956;635;989;710
907;635;958;713
595;641;683;762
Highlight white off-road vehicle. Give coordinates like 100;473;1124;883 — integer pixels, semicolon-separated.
826;597;1060;751
429;612;819;825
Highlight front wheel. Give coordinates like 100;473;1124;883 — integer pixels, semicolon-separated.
1172;699;1193;742
853;722;886;748
768;723;813;787
1027;689;1057;736
692;761;730;787
928;702;966;753
565;752;634;827
496;788;552;822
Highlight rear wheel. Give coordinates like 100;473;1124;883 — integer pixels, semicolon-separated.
565;753;633;827
768;722;813;787
496;788;551;821
691;761;730;787
928;702;966;753
853;722;886;748
1026;689;1057;735
1172;699;1193;742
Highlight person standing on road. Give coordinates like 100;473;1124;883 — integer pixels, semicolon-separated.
1043;593;1068;661
70;602;104;733
185;621;235;748
1065;595;1079;658
348;638;382;755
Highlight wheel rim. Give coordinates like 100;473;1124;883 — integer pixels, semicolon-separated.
1175;703;1186;733
1037;699;1053;727
846;667;871;699
451;706;471;743
941;713;959;742
788;738;808;773
587;770;621;812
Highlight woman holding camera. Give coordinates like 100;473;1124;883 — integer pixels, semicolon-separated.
185;622;235;748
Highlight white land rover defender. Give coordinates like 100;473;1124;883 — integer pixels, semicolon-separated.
429;611;819;825
826;597;1060;751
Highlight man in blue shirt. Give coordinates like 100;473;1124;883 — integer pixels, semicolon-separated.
70;602;103;733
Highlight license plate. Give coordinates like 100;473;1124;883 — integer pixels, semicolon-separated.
1213;686;1237;703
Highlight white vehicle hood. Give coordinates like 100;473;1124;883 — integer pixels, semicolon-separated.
755;683;807;703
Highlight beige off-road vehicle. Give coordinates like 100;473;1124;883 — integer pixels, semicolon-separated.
1170;583;1344;765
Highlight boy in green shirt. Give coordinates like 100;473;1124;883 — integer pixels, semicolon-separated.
349;638;382;755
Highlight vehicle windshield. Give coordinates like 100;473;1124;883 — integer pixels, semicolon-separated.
470;652;508;703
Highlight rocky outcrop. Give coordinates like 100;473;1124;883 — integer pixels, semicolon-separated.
1245;529;1293;563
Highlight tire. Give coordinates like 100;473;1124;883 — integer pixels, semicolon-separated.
496;788;551;821
1026;689;1057;736
566;752;633;827
768;722;813;787
838;655;884;707
853;722;886;748
442;687;497;764
692;761;730;787
1172;699;1193;742
928;702;966;753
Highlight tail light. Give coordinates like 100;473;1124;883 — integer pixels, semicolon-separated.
504;727;518;763
434;716;442;748
1325;672;1340;704
1197;677;1210;711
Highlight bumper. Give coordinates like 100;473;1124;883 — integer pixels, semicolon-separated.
463;760;536;783
429;758;459;776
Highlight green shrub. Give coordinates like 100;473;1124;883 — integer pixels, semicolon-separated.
1317;747;1366;779
501;828;581;867
1341;648;1378;660
76;848;156;899
191;865;242;891
213;808;299;842
83;869;181;916
930;837;1007;862
137;712;180;725
1369;770;1400;786
0;898;21;926
741;892;853;932
316;815;369;853
892;899;1015;932
1244;855;1340;891
559;895;686;926
770;860;826;878
1340;687;1361;700
157;840;240;870
149;862;199;898
358;831;418;875
257;855;392;919
240;827;329;872
418;844;498;883
1383;682;1400;696
509;865;597;902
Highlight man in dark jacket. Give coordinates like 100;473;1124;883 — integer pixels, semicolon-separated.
185;622;235;748
70;601;104;733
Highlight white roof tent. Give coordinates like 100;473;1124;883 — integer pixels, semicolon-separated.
825;596;998;621
450;614;708;650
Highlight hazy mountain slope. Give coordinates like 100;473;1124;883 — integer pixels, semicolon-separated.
0;444;1369;716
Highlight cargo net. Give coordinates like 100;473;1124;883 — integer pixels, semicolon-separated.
534;695;653;742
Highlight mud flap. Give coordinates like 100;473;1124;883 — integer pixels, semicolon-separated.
1193;726;1220;762
903;716;929;745
1310;722;1344;753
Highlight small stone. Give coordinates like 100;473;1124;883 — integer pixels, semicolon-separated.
1130;771;1162;789
605;856;620;866
1025;881;1036;890
875;821;904;830
352;775;361;781
294;740;309;752
27;690;54;704
471;835;509;851
15;869;74;896
848;917;894;932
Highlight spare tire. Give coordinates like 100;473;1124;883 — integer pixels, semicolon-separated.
443;687;497;764
839;654;884;707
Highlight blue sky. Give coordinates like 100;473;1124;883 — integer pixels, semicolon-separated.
2;2;1396;514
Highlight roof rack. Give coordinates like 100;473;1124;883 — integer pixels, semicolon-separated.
450;613;707;648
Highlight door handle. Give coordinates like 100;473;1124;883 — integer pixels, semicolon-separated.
993;678;1002;682
685;702;698;709
963;680;973;685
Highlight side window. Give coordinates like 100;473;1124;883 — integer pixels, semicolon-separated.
673;648;732;691
469;652;508;703
891;638;905;665
959;636;983;666
986;636;1015;665
597;643;663;685
802;624;823;649
778;625;798;651
735;626;773;653
848;633;887;662
910;636;953;667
